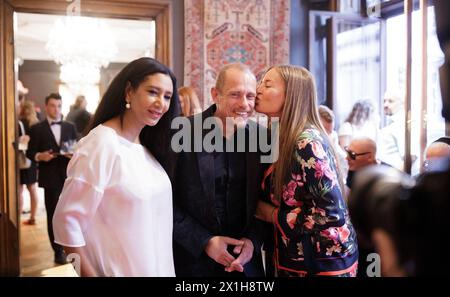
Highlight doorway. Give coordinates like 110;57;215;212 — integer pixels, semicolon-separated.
0;0;172;276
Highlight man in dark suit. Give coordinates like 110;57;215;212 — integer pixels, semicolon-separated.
27;93;77;265
172;63;265;276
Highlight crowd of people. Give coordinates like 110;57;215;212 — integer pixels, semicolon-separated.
15;1;450;277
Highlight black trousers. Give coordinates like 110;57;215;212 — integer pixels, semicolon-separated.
44;186;64;254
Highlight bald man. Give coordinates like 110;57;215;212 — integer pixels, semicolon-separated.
424;137;450;171
379;91;405;170
345;137;386;189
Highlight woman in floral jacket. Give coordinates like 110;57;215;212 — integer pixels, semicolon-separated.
255;65;358;276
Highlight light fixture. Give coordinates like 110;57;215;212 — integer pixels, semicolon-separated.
46;15;117;90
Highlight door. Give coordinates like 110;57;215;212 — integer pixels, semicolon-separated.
309;10;385;127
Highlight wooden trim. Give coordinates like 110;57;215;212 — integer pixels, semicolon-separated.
155;2;172;67
7;0;167;18
404;0;413;174
0;0;5;276
327;17;336;112
6;0;172;65
0;0;20;276
419;0;428;172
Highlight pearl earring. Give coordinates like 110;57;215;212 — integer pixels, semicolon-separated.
126;102;131;109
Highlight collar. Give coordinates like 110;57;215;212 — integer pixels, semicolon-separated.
47;116;62;126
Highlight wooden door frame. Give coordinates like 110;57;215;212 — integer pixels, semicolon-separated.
1;0;20;277
309;10;385;126
0;0;172;276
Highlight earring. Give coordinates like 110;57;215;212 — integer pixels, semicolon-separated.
125;102;131;109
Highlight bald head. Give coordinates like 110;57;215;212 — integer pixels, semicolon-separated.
425;142;450;160
347;137;378;171
215;63;255;94
351;137;377;154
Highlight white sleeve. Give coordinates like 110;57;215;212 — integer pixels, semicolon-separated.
53;137;117;247
338;122;352;137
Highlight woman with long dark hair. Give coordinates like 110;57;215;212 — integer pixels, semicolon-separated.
254;65;359;276
53;57;179;276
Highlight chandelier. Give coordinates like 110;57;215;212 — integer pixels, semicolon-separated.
46;16;117;91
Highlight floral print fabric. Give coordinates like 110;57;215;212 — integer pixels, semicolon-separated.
265;128;359;276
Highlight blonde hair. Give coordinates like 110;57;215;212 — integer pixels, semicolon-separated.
270;65;344;201
178;86;202;116
19;100;39;126
318;105;335;123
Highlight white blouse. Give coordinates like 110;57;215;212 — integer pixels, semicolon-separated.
53;124;175;277
338;121;378;142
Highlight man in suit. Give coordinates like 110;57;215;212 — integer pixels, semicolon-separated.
27;93;77;264
172;63;265;277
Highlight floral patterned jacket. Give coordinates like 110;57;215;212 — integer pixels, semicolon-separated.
263;128;359;276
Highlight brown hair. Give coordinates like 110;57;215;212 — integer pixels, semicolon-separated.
344;100;374;127
318;105;335;123
270;65;344;201
178;86;201;116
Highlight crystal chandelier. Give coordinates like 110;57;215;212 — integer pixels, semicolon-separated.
46;16;117;90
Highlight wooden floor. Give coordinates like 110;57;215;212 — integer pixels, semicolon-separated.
19;188;65;276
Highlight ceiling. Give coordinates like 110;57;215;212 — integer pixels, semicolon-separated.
14;12;156;63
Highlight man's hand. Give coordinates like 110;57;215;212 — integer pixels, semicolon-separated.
204;236;244;268
225;238;254;273
37;150;56;162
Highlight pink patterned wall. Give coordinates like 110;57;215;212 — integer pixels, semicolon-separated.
184;0;290;108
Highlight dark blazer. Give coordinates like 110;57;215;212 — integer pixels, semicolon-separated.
27;120;77;189
66;108;92;138
173;104;265;277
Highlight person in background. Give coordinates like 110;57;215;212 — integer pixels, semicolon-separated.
53;57;179;276
338;100;378;150
66;95;92;139
344;137;389;276
178;86;202;116
344;137;384;190
423;137;450;171
27;93;78;265
318;105;348;181
18;100;39;225
255;65;358;277
378;90;419;172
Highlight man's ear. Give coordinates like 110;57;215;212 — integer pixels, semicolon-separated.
211;87;219;104
371;228;405;276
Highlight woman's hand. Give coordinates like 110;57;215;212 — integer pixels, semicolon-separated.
255;200;276;223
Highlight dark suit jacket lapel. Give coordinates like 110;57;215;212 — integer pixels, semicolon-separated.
197;150;215;204
195;104;218;222
61;122;71;143
245;122;262;227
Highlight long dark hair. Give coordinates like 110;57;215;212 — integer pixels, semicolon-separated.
344;100;373;126
88;57;180;178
